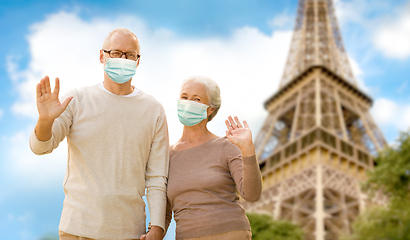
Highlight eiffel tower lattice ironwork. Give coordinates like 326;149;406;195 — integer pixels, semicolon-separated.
241;0;387;239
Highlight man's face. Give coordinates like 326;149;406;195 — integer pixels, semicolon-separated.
100;32;140;65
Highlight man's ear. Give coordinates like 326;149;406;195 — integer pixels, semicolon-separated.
99;50;105;63
136;56;141;67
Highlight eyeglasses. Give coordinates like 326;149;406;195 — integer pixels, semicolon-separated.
103;49;141;61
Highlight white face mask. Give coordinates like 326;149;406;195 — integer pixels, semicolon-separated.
104;58;137;84
177;99;209;126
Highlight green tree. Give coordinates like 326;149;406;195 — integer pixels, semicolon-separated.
364;132;410;200
247;212;304;240
340;131;410;240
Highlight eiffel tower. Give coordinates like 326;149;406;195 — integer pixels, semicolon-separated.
242;0;387;239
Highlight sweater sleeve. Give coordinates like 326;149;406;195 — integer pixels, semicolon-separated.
229;153;262;202
29;92;74;155
145;108;170;231
164;198;172;232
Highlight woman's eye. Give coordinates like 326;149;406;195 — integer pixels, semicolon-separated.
181;96;188;99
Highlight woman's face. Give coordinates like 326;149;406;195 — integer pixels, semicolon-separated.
180;81;215;118
180;81;210;105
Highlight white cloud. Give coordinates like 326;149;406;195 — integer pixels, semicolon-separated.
334;0;370;28
348;57;363;87
5;128;67;190
348;56;373;94
373;2;410;59
371;98;410;130
371;98;399;126
7;11;292;188
6;55;24;82
0;109;3;119
334;0;410;60
334;0;390;27
268;12;294;29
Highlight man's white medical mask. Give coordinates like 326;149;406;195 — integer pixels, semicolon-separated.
104;58;137;84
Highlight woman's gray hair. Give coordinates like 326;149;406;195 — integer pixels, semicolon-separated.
182;76;221;122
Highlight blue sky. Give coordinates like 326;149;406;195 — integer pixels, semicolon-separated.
1;0;410;239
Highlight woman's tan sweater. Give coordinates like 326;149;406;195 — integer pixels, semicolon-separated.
165;137;262;239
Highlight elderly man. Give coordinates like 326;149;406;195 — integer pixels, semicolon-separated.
30;28;168;240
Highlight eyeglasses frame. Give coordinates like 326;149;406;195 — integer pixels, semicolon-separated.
102;49;141;61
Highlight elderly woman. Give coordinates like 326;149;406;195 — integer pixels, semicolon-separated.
164;76;263;240
142;76;262;240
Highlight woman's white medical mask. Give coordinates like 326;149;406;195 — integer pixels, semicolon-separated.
177;99;209;126
104;58;137;84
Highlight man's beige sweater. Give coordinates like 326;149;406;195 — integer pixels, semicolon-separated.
29;84;169;239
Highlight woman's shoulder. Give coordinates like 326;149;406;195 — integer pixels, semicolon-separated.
214;137;241;155
170;141;187;153
169;143;177;155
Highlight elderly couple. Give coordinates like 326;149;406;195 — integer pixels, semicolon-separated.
30;28;262;240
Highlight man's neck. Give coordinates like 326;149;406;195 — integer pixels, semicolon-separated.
103;77;134;95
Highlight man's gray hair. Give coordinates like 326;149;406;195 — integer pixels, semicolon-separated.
181;76;221;122
102;28;140;52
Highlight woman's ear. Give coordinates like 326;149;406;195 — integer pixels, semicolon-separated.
207;107;215;117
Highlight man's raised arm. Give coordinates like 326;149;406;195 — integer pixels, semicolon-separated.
34;76;73;141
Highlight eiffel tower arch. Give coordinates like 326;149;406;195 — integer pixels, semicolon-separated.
242;0;387;239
